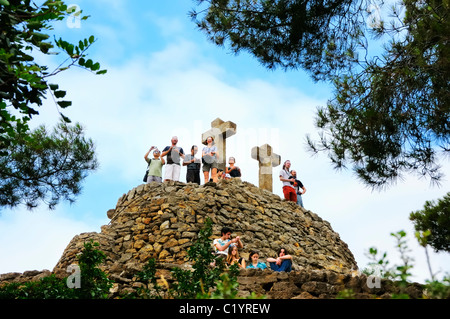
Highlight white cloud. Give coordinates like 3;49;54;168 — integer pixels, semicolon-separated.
146;12;186;38
0;208;98;274
31;38;325;184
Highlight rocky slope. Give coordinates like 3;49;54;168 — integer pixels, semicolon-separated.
1;179;427;298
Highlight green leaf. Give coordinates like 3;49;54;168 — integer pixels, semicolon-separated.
54;90;66;98
0;0;10;5
57;101;72;108
60;114;71;123
91;62;100;71
27;21;42;30
66;44;74;56
39;42;53;54
84;59;93;69
31;32;50;41
66;4;77;14
89;35;95;44
96;69;107;75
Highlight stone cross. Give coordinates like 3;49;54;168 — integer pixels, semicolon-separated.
251;144;281;192
201;118;237;172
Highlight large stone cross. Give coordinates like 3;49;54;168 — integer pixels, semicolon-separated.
201;118;237;171
251;144;281;192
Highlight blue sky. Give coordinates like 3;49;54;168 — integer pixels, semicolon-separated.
0;0;449;284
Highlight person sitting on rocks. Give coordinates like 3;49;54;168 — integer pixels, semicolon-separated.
246;251;267;270
226;245;246;269
226;157;241;178
267;247;293;272
218;169;231;180
213;227;243;258
216;169;226;180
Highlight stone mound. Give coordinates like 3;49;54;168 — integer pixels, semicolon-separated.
53;178;357;278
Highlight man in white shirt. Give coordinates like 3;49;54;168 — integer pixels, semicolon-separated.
213;227;243;256
161;136;185;182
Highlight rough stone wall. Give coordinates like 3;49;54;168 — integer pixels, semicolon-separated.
0;267;425;299
5;178;395;298
53;178;357;279
236;268;424;299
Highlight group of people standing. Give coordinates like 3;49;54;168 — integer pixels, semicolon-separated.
144;137;307;208
144;136;241;185
213;227;293;272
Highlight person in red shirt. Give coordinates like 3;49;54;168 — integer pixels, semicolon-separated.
279;160;297;202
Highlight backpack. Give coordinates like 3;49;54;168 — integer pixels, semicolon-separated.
142;159;151;182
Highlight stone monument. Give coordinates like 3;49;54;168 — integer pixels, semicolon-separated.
251;144;281;192
201;118;237;172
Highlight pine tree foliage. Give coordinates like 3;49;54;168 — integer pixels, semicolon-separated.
0;0;104;209
191;0;450;188
0;120;98;209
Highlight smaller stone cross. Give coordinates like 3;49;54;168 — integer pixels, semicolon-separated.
251;144;281;192
201;118;237;172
